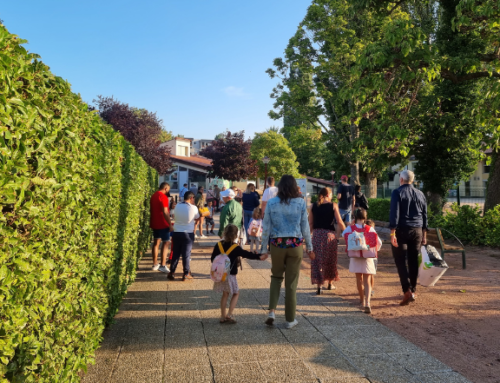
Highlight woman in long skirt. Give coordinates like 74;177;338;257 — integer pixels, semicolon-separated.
309;187;346;295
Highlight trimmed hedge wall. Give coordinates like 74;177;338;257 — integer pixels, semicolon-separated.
0;26;156;382
366;198;391;222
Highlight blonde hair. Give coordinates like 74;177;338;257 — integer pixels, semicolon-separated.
245;183;255;194
222;224;239;243
252;207;262;219
317;187;332;205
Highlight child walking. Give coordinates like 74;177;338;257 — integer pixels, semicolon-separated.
247;207;263;253
211;224;268;324
205;199;215;235
342;209;382;314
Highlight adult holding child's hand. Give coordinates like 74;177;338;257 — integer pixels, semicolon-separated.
260;175;313;329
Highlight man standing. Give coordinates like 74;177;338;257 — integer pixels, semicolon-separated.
336;175;355;224
189;183;198;197
261;177;278;216
179;183;188;201
169;191;200;281
213;185;221;212
390;170;428;306
218;188;243;238
150;182;173;273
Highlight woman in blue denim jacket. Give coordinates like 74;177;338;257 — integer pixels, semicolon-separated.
260;175;314;329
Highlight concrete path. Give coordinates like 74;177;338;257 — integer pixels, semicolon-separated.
83;244;470;383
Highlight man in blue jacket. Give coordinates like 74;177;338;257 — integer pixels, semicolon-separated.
390;170;428;306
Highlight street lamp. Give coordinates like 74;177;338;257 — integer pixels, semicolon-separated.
330;171;335;187
263;156;270;190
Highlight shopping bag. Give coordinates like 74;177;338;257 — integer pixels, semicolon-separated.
418;245;449;287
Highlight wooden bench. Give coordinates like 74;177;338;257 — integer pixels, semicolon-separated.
427;228;466;269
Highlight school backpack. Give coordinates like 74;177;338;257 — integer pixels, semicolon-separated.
344;224;378;258
211;242;239;282
247;219;263;237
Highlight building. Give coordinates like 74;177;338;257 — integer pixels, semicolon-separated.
160;137;192;157
192;139;213;155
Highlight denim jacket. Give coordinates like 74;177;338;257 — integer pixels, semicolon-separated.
260;197;312;253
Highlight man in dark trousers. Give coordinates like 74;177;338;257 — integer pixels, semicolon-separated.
390;169;428;306
336;175;355;224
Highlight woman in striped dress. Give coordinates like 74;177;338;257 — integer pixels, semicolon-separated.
308;187;346;295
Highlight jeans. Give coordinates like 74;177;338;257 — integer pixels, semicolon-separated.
243;210;253;235
268;245;303;322
338;208;352;224
391;227;423;293
170;232;194;275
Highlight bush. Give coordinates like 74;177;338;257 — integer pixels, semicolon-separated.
366;198;391;222
0;26;156;382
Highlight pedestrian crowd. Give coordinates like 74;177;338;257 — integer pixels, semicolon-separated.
148;169;428;328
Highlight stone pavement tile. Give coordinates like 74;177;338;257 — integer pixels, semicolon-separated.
110;368;163;383
333;313;377;326
317;325;360;342
82;351;116;383
366;374;420;383
329;337;384;357
251;343;300;360
259;359;318;383
165;346;210;369
415;371;471;383
208;345;259;364
164;364;213;383
281;328;329;344
114;350;163;372
320;378;370;383
292;343;344;360
204;330;250;346
351;324;398;339
305;357;364;379
373;337;424;354
244;329;289;345
121;336;164;354
387;352;452;374
213;362;266;383
349;354;406;381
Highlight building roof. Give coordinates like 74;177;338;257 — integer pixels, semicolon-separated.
172;137;192;142
171;154;212;170
306;176;336;187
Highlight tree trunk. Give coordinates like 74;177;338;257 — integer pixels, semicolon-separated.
484;152;500;212
350;123;360;186
427;192;444;216
365;172;377;198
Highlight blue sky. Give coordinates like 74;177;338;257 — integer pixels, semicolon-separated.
2;1;311;139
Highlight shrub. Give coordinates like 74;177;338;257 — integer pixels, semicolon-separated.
0;26;156;382
366;198;391;222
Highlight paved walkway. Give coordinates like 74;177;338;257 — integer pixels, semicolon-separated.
83;246;470;383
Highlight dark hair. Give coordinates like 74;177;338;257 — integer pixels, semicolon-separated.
198;186;203;191
159;182;170;191
355;185;361;192
277;175;300;204
223;224;239;243
184;191;194;201
354;208;367;222
317;187;332;206
183;183;188;186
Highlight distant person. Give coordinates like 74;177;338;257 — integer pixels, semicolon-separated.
247;207;263;253
189;183;198;196
261;175;313;329
149;182;173;273
213;185;221;212
308;187;345;295
179;183;189;201
205;199;215;236
219;186;227;210
207;186;216;204
390;169;428;306
261;176;278;216
354;185;369;211
211;225;267;324
337;175;355;224
195;186;206;238
169;191;200;281
242;183;260;235
218;188;243;238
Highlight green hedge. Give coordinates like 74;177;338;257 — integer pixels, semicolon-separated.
0;26;156;382
366;198;391;222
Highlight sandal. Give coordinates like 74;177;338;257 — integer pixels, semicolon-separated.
219;318;227;324
224;316;237;324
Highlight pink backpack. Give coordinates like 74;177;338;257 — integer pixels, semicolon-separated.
343;225;379;258
211;242;238;282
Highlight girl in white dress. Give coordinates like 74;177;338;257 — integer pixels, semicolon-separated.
342;209;382;314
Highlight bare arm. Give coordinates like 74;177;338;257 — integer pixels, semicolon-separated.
261;201;267;217
333;203;346;237
308;206;314;235
163;207;173;231
352;195;356;212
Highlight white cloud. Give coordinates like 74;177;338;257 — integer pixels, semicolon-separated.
222;86;251;99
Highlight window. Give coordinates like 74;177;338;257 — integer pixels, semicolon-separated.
184;147;189;156
484;163;490;174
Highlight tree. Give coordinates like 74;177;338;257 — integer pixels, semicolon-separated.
158;130;173;143
200;131;258;181
94;96;173;174
250;130;301;179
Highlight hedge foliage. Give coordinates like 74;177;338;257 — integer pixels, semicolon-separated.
366;198;391;222
0;26;156;382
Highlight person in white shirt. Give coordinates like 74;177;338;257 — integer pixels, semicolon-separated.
261;176;278;216
168;191;200;281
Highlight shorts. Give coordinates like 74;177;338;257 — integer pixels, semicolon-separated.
205;217;215;226
153;228;171;241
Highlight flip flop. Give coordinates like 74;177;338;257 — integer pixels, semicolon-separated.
224;316;237;324
219;318;227;324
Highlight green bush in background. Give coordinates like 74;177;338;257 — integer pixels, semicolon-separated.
366;199;391;222
0;26;156;382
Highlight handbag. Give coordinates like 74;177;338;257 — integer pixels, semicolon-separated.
199;207;211;217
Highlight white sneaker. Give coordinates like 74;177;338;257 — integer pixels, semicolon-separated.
195;234;199;239
152;264;160;271
158;265;170;273
265;312;275;326
285;319;298;329
200;235;207;238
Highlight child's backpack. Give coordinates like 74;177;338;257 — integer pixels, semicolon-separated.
211;242;238;282
344;225;378;258
247;219;262;237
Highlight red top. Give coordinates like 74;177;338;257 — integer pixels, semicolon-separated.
150;191;170;229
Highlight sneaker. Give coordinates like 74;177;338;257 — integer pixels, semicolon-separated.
364;306;372;314
195;234;199;239
410;293;416;302
152;264;160;271
200;235;207;238
167;272;175;280
285;319;298;329
158;265;170;273
400;290;413;306
265;312;275;326
182;273;193;281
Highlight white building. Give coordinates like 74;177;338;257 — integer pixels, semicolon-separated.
192;139;213;155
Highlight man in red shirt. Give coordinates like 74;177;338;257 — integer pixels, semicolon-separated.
150;182;173;273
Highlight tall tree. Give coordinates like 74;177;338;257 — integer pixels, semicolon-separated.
250;130;301;179
94;96;173;174
200;131;257;181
